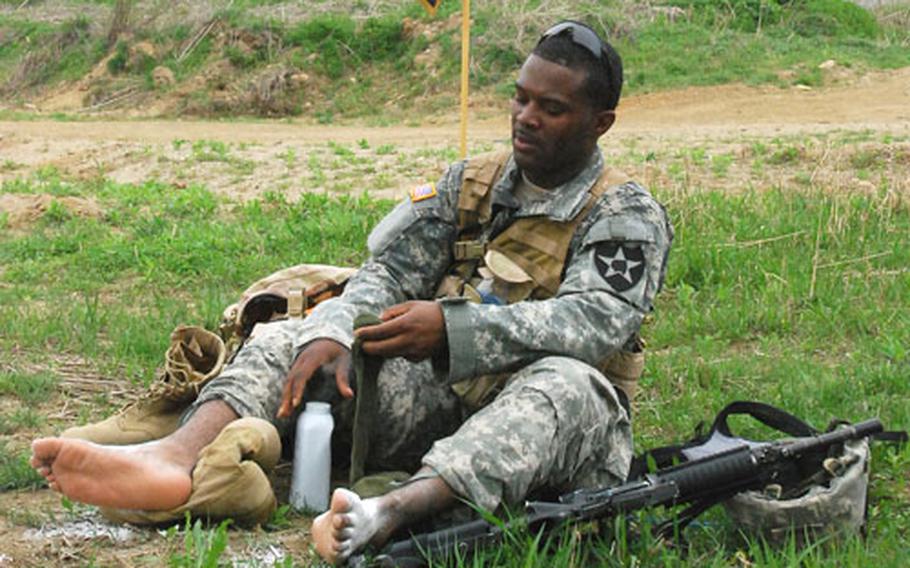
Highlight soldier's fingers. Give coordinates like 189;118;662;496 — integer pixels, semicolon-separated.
361;335;418;359
355;317;407;341
379;302;413;321
290;355;323;403
278;355;320;417
277;385;295;418
278;363;300;417
335;355;354;399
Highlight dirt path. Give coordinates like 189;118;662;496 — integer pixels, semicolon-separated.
4;66;910;143
2;67;908;196
2;69;907;214
0;68;908;227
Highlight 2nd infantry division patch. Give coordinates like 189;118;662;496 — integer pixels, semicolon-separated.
410;183;437;203
594;242;645;292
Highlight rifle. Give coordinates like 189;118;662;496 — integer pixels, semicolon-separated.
350;418;884;567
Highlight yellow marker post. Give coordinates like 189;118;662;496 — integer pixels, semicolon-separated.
418;0;470;158
459;0;470;159
418;0;440;15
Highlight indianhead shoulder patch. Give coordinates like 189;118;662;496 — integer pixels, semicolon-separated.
594;242;646;292
410;182;437;203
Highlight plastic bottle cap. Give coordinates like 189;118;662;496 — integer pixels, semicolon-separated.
305;401;332;413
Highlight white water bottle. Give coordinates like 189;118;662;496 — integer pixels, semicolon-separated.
290;401;334;512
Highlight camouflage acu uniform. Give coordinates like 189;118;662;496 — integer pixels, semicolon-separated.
192;149;673;513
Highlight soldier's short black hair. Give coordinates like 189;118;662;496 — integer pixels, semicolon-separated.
532;22;623;111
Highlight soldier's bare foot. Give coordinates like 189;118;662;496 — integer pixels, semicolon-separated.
312;488;390;564
30;437;193;510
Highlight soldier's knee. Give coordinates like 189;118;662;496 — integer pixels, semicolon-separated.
508;356;625;419
514;356;601;391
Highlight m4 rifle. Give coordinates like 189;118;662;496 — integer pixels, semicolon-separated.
350;418;883;567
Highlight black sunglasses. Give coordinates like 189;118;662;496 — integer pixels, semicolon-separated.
537;21;607;61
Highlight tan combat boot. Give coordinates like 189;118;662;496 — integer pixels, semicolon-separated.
62;325;227;445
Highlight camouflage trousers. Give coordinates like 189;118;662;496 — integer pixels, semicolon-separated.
191;319;632;512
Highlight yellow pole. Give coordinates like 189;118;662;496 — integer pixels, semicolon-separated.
459;0;470;158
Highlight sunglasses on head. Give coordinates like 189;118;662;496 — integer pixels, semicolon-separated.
537;21;607;61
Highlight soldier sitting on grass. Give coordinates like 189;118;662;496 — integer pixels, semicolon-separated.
31;20;672;564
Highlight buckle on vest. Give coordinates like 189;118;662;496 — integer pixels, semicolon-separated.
287;289;306;318
454;240;485;260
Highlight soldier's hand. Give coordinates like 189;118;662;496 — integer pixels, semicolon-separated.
355;301;446;362
277;339;353;418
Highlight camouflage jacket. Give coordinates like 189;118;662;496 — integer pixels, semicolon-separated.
289;149;673;384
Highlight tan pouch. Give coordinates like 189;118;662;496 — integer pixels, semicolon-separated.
100;417;281;527
600;348;645;401
220;263;356;348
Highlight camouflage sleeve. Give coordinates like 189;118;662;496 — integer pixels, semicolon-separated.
287;163;464;353
442;185;673;382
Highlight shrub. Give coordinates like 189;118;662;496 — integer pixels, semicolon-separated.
670;0;787;32
287;14;355;79
789;0;880;38
354;17;406;60
107;40;129;74
285;14;407;79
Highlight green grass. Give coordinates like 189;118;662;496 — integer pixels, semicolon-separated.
620;14;910;93
0;16;104;90
0;370;59;405
0;441;44;491
0;177;390;375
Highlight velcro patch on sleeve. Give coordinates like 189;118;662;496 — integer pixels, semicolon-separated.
594;242;646;293
410;183;437;203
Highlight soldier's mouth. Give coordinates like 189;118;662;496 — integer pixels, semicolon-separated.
512;132;539;153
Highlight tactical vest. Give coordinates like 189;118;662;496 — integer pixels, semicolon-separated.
438;151;645;409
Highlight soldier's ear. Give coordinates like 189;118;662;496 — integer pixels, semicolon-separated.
594;110;615;137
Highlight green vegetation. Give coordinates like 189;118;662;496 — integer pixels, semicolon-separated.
2;0;908;118
0;178;387;372
0;441;44;491
0;370;59;405
166;516;232;567
0;16;103;97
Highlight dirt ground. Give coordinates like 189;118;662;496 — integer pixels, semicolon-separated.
1;67;909;566
2;65;908;207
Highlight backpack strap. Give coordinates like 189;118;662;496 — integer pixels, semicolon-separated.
710;400;817;439
629;401;817;480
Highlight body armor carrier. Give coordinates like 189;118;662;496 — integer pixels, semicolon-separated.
438;151;644;409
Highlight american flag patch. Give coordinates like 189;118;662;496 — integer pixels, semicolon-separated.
410;183;437;203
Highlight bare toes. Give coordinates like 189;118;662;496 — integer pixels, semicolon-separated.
333;514;348;530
